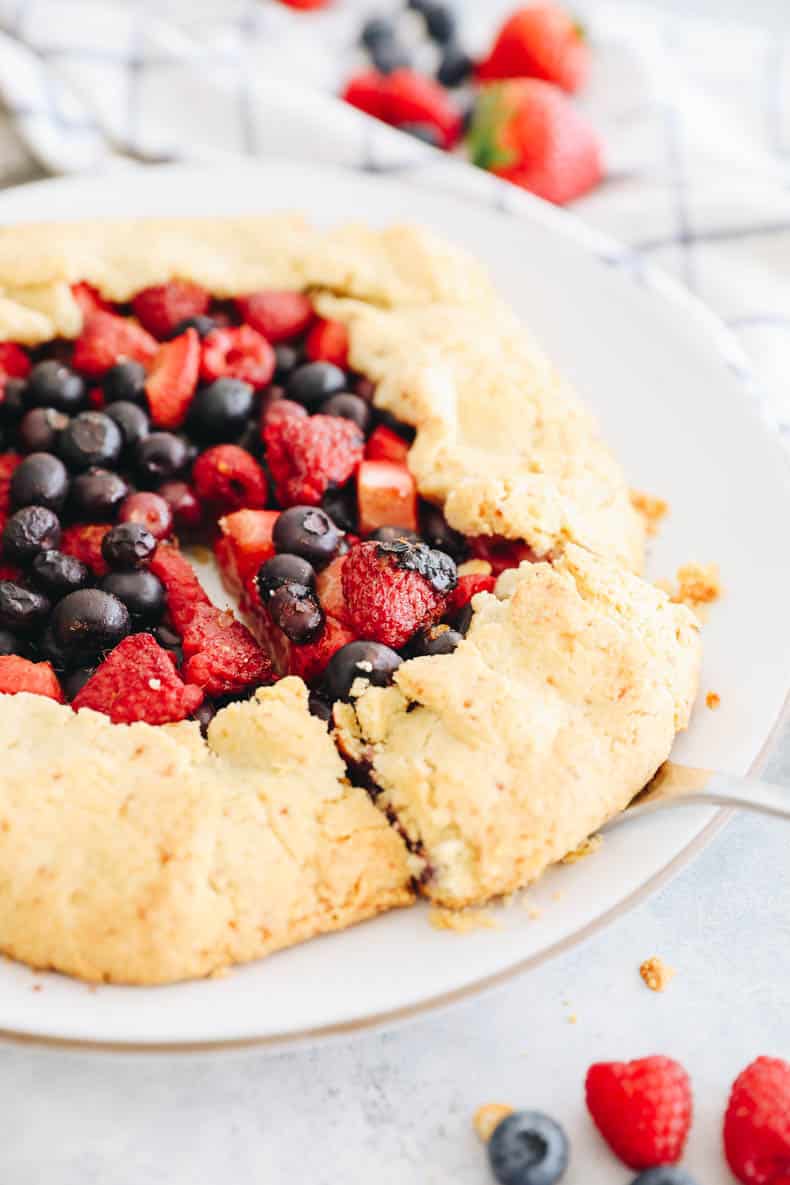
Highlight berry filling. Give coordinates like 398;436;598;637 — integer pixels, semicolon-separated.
0;280;540;728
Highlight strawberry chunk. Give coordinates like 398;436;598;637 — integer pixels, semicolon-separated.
181;604;273;696
384;69;463;149
341;538;455;649
365;425;410;465
288;616;356;684
305;319;349;369
341;70;390;121
469;535;539;576
72;310;158;377
0;656;63;702
585;1056;692;1171
357;460;418;535
145;328;200;429
192;445;268;514
0;343;31;382
72;634;203;724
149;544;211;633
60;523;111;576
0;452;21;522
724;1056;790;1185
315;554;349;623
236;291;314;343
132;281;210;340
446;571;497;615
200;326;275;388
215;509;278;599
70;282;112;318
264;414;363;508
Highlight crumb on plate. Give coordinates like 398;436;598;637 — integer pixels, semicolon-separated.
630;489;669;536
429;907;500;933
706;691;721;710
640;955;675;992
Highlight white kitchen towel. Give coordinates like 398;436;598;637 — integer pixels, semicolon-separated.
0;0;787;435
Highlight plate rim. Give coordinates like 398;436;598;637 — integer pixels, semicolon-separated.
0;160;787;1052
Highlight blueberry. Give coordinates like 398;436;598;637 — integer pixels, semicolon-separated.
274;344;302;381
322;392;372;433
322;486;358;534
2;506;61;564
61;666;95;700
105;400;149;451
154;624;183;665
103;360;147;405
51;588;130;661
452;601;474;636
630;1171;699;1185
1;378;27;423
168;315;217;340
257;553;316;599
308;689;332;725
101;522;157;571
273;506;341;567
423;2;456;43
30;550;90;598
267;582;324;644
437;44;473;87
193;700;217;737
70;467;129;520
0;581;50;632
58;411;123;471
325;640;402;701
187;378;255;443
412;624;462;657
101;570;165;625
17;407;70;454
398;122;442;147
0;627;22;655
10;452;69;512
26;360;85;412
136;432;189;484
360;16;395;50
287;362;347;409
354;376;376;401
371;39;411;74
36;623;70;672
371;525;422;545
488;1111;569;1185
420;503;468;561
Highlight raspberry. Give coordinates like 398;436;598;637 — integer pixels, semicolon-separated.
145;328;200;429
72;310;158;377
288;616;356;683
192;445;268;513
181;604;273;696
0;655;63;702
469;535;540;576
724;1056;790;1185
305;319;350;369
341;539;454;649
200;326;275;388
259;398;308;435
215;509;278;599
72;633;203;724
132;281;210;340
585;1056;693;1170
263;413;363;507
149;544;211;633
365;424;410;465
236;291;314;343
0;452;21;522
446;571;497;614
60;523;112;576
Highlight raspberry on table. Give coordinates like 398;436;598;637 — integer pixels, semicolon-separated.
263;413;363;508
72;633;203;724
585;1055;693;1170
724;1055;790;1185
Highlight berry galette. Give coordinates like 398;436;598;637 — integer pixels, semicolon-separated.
0;218;700;983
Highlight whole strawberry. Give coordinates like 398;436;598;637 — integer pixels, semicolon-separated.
467;78;603;205
724;1056;790;1185
342;538;456;649
478;3;590;93
585;1056;692;1170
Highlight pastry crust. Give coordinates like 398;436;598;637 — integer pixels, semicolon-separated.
335;545;700;907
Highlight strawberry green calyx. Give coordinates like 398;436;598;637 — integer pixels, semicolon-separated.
466;86;518;173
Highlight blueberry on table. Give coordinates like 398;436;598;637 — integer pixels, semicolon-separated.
0;581;51;632
17;407;70;454
103;359;147;405
2;505;61;564
101;570;165;625
371;39;412;74
287;361;346;409
423;2;457;44
26;360;85;412
488;1111;569;1185
360;16;395;51
321;392;372;433
267;581;324;644
30;550;90;599
273;506;341;567
70;468;129;520
630;1170;699;1185
10;451;69;512
257;553;316;598
101;522;157;571
58;411;123;471
51;588;131;661
398;121;443;147
105;400;150;451
187;378;255;443
324;639;402;702
437;44;473;87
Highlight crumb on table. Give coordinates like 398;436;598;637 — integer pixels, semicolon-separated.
473;1103;514;1143
639;955;675;992
670;562;722;611
429;907;499;933
561;834;603;864
630;489;669;536
706;691;721;710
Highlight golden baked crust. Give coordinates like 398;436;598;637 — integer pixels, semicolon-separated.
335;545;700;907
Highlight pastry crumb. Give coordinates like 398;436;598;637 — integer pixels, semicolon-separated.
668;562;722;614
639;955;675;992
473;1103;513;1143
630;489;669;536
567;1012;577;1024
457;558;493;578
561;834;602;864
706;691;721;710
429;907;499;933
551;890;564;903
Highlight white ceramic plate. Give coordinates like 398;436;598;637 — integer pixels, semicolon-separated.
0;161;787;1050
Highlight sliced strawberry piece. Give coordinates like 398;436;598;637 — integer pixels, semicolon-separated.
0;453;21;521
341;70;390;120
72;634;203;724
145;328;200;429
384;70;463;149
192;445;268;514
70;282;112;318
72;310;158;377
365;424;410;465
215;509;279;600
446;571;497;615
468;535;539;576
236;291;314;343
200;325;275;388
357;459;418;535
0;656;63;702
181;604;273;696
0;343;31;382
132;281;210;340
305;319;350;369
60;523;111;576
288;617;357;684
149;544;212;634
315;554;349;624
